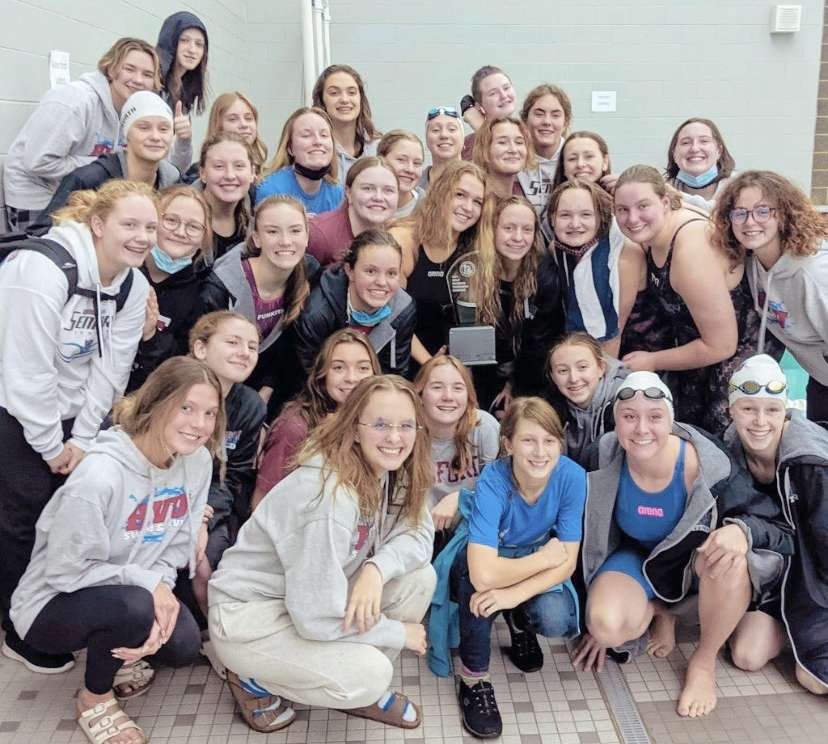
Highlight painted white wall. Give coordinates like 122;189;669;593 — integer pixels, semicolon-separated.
0;1;823;192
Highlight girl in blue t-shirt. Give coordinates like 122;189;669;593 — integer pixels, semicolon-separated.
256;107;344;215
451;397;585;739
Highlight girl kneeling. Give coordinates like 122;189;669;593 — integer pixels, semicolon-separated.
9;357;222;744
208;375;436;733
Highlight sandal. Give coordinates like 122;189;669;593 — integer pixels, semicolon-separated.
77;697;146;743
344;691;422;729
113;660;155;700
226;670;295;733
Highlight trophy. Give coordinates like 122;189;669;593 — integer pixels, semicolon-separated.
444;251;496;365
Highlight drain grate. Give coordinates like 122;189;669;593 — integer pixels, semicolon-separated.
596;660;651;744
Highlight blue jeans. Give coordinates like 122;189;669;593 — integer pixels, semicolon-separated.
450;546;578;673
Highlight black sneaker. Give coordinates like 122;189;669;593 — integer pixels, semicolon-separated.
2;630;74;674
504;608;544;673
457;677;502;739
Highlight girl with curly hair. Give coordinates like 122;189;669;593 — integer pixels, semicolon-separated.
712;171;828;421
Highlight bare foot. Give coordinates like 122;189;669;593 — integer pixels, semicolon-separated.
677;654;717;718
796;664;828;695
646;611;676;659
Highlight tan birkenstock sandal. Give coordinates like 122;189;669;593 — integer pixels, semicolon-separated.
113;660;155;700
225;670;296;733
344;691;422;729
77;696;147;743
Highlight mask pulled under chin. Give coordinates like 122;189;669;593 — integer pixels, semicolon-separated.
676;164;719;189
151;245;193;274
293;161;331;181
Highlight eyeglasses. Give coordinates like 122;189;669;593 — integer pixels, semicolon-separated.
161;213;206;239
728;206;776;225
358;421;420;435
728;380;787;396
615;386;673;403
427;106;462;121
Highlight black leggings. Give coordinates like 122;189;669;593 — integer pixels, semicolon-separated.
24;585;201;694
807;377;828;425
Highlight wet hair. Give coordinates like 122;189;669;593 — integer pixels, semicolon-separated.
52;179;158;226
112;356;225;461
243;195;311;326
188;310;258;353
414;355;480;477
344;155;398;190
711;170;828;263
312;64;381;153
470;65;510;104
498;396;565;456
472;116;536;174
262;106;339;185
666;117;735;180
206;92;267;170
520;84;573;134
615;164;683;210
297;375;433;526
377;130;425;160
285;328;382;430
98;38;161;90
392;160;486;254
342;228;403;269
547;333;607;388
157;184;213;265
474;195;543;329
552;131;612;190
547;178;613;241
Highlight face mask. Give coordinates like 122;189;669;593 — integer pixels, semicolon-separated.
349;302;392;327
151;245;193;274
676;164;718;189
293;161;331;181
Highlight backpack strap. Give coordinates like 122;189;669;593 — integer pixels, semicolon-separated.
0;237;78;301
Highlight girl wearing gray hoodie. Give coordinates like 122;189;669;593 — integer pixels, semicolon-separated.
712;171;828;423
9;357;223;744
208;376;436;733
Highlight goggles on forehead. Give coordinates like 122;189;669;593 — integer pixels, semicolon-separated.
615;386;673;404
728;380;787;396
427;106;462;121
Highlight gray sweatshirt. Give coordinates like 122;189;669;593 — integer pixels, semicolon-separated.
428;409;500;507
208;455;434;650
10;428;210;638
3;71;122;210
748;242;828;385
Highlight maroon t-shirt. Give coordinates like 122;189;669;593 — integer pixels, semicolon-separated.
242;259;285;338
308;203;355;267
256;407;309;494
461;132;476;161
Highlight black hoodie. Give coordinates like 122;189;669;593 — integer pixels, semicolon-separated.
156;11;209;116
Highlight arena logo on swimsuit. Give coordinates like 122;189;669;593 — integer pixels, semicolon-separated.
637;505;665;517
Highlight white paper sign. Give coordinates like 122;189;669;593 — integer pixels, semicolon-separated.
49;50;70;88
591;91;617;113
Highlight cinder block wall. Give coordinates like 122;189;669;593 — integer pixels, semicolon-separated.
811;0;828;203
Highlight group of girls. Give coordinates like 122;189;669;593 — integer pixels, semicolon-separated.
0;22;826;744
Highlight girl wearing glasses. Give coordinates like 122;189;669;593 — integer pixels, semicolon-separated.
200;196;319;407
294;229;416;377
712;171;828;422
308;156;399;267
421;107;464;191
665;118;736;212
129;185;212;391
517;84;572;219
389;161;486;366
377;131;425;218
208;375;435;733
575;371;783;718
472;116;532;199
253;329;381;509
547;333;630;468
448;396;583;739
613;165;769;435
312;65;382;184
723;355;827;695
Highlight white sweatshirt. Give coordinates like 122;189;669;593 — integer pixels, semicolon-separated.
0;221;149;460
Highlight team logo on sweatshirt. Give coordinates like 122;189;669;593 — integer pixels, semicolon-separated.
435;455;483;485
90;135;115;157
350;514;374;555
758;291;791;329
225;429;241;451
124;486;189;542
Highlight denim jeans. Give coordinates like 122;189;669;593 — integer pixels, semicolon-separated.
451;546;579;673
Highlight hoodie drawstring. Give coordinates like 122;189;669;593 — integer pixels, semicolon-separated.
753;258;773;355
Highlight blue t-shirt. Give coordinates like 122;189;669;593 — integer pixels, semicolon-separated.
255;167;344;215
468;456;587;549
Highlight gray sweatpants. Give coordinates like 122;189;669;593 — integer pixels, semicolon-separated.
208;564;436;709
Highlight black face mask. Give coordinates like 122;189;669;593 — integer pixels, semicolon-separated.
293;161;331;181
